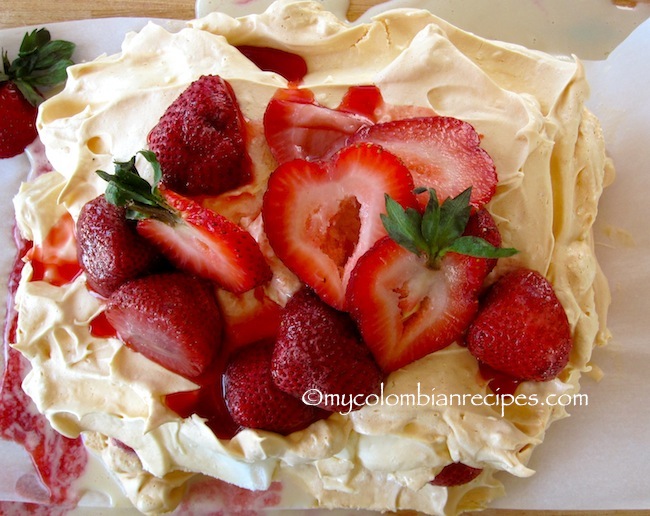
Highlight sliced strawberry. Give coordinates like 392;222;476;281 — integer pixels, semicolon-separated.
262;143;417;309
147;75;251;196
346;189;516;372
236;46;308;84
138;188;272;293
271;288;383;413
466;268;572;381
76;195;163;297
430;463;483;487
223;341;325;435
347;116;497;208
96;151;272;293
346;237;482;371
105;272;222;380
0;29;75;158
263;88;373;164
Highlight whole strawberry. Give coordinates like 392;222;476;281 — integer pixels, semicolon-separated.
1;28;74;158
272;288;383;413
466;268;572;381
76;195;163;297
105;272;223;380
147;75;251;196
224;341;324;434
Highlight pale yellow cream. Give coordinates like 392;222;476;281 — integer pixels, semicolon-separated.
12;1;612;514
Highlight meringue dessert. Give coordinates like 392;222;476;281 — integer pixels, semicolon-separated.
8;0;612;514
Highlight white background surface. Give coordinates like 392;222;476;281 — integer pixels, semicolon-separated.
1;1;650;511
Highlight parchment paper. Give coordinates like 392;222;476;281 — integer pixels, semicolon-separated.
1;6;649;512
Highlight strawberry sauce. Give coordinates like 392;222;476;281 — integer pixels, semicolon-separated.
26;212;82;286
478;362;523;396
89;311;118;339
1;225;88;510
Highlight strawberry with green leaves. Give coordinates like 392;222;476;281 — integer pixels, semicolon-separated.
1;28;74;158
346;188;516;372
97;151;272;293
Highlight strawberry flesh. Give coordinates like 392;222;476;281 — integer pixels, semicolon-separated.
224;341;325;435
105;272;222;380
147;75;251;196
136;188;272;294
262;143;417;309
348;116;497;208
76;195;163;297
272;288;383;412
466;268;572;381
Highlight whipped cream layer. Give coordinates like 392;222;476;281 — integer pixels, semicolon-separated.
12;1;612;514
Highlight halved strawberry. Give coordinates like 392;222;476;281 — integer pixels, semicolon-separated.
347;116;497;208
105;272;222;380
262;143;417;309
76;195;163;297
466;268;572;381
346;189;516;372
96;151;272;293
263;88;373;164
271;288;383;413
223;341;325;435
147;75;251;196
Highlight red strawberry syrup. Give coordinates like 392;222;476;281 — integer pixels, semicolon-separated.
478;362;523;397
1;224;88;510
178;478;282;515
26;212;82;286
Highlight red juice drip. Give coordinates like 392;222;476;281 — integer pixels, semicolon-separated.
338;85;384;121
164;352;241;440
178;478;282;512
1;224;88;507
236;45;308;84
27;212;82;287
89;311;117;339
478;362;523;397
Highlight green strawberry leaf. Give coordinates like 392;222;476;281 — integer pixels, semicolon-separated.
445;235;518;258
3;27;75;106
382;187;517;269
380;195;427;255
97;151;178;225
